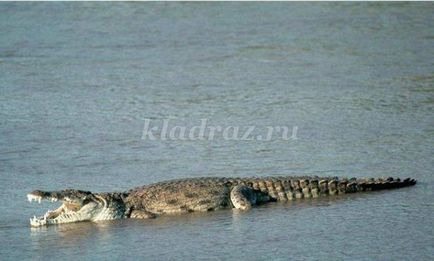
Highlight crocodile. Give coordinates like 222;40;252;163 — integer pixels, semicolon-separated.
27;176;416;227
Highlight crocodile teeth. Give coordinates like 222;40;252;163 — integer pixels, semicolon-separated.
27;194;42;203
30;214;49;227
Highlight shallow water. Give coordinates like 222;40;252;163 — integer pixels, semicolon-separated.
1;2;433;260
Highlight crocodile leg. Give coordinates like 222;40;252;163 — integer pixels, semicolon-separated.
130;209;156;219
230;184;257;210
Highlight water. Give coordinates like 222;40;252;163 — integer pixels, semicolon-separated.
1;2;433;260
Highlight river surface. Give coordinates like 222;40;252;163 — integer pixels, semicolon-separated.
1;3;433;260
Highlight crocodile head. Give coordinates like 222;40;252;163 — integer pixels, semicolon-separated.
27;189;126;227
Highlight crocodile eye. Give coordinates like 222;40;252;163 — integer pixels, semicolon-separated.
82;196;91;204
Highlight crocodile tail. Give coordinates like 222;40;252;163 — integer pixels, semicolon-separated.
247;176;416;201
274;177;416;199
351;177;417;193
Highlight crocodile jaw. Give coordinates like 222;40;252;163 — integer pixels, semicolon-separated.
27;192;99;227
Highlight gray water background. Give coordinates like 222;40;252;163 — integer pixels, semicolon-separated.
0;3;433;260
